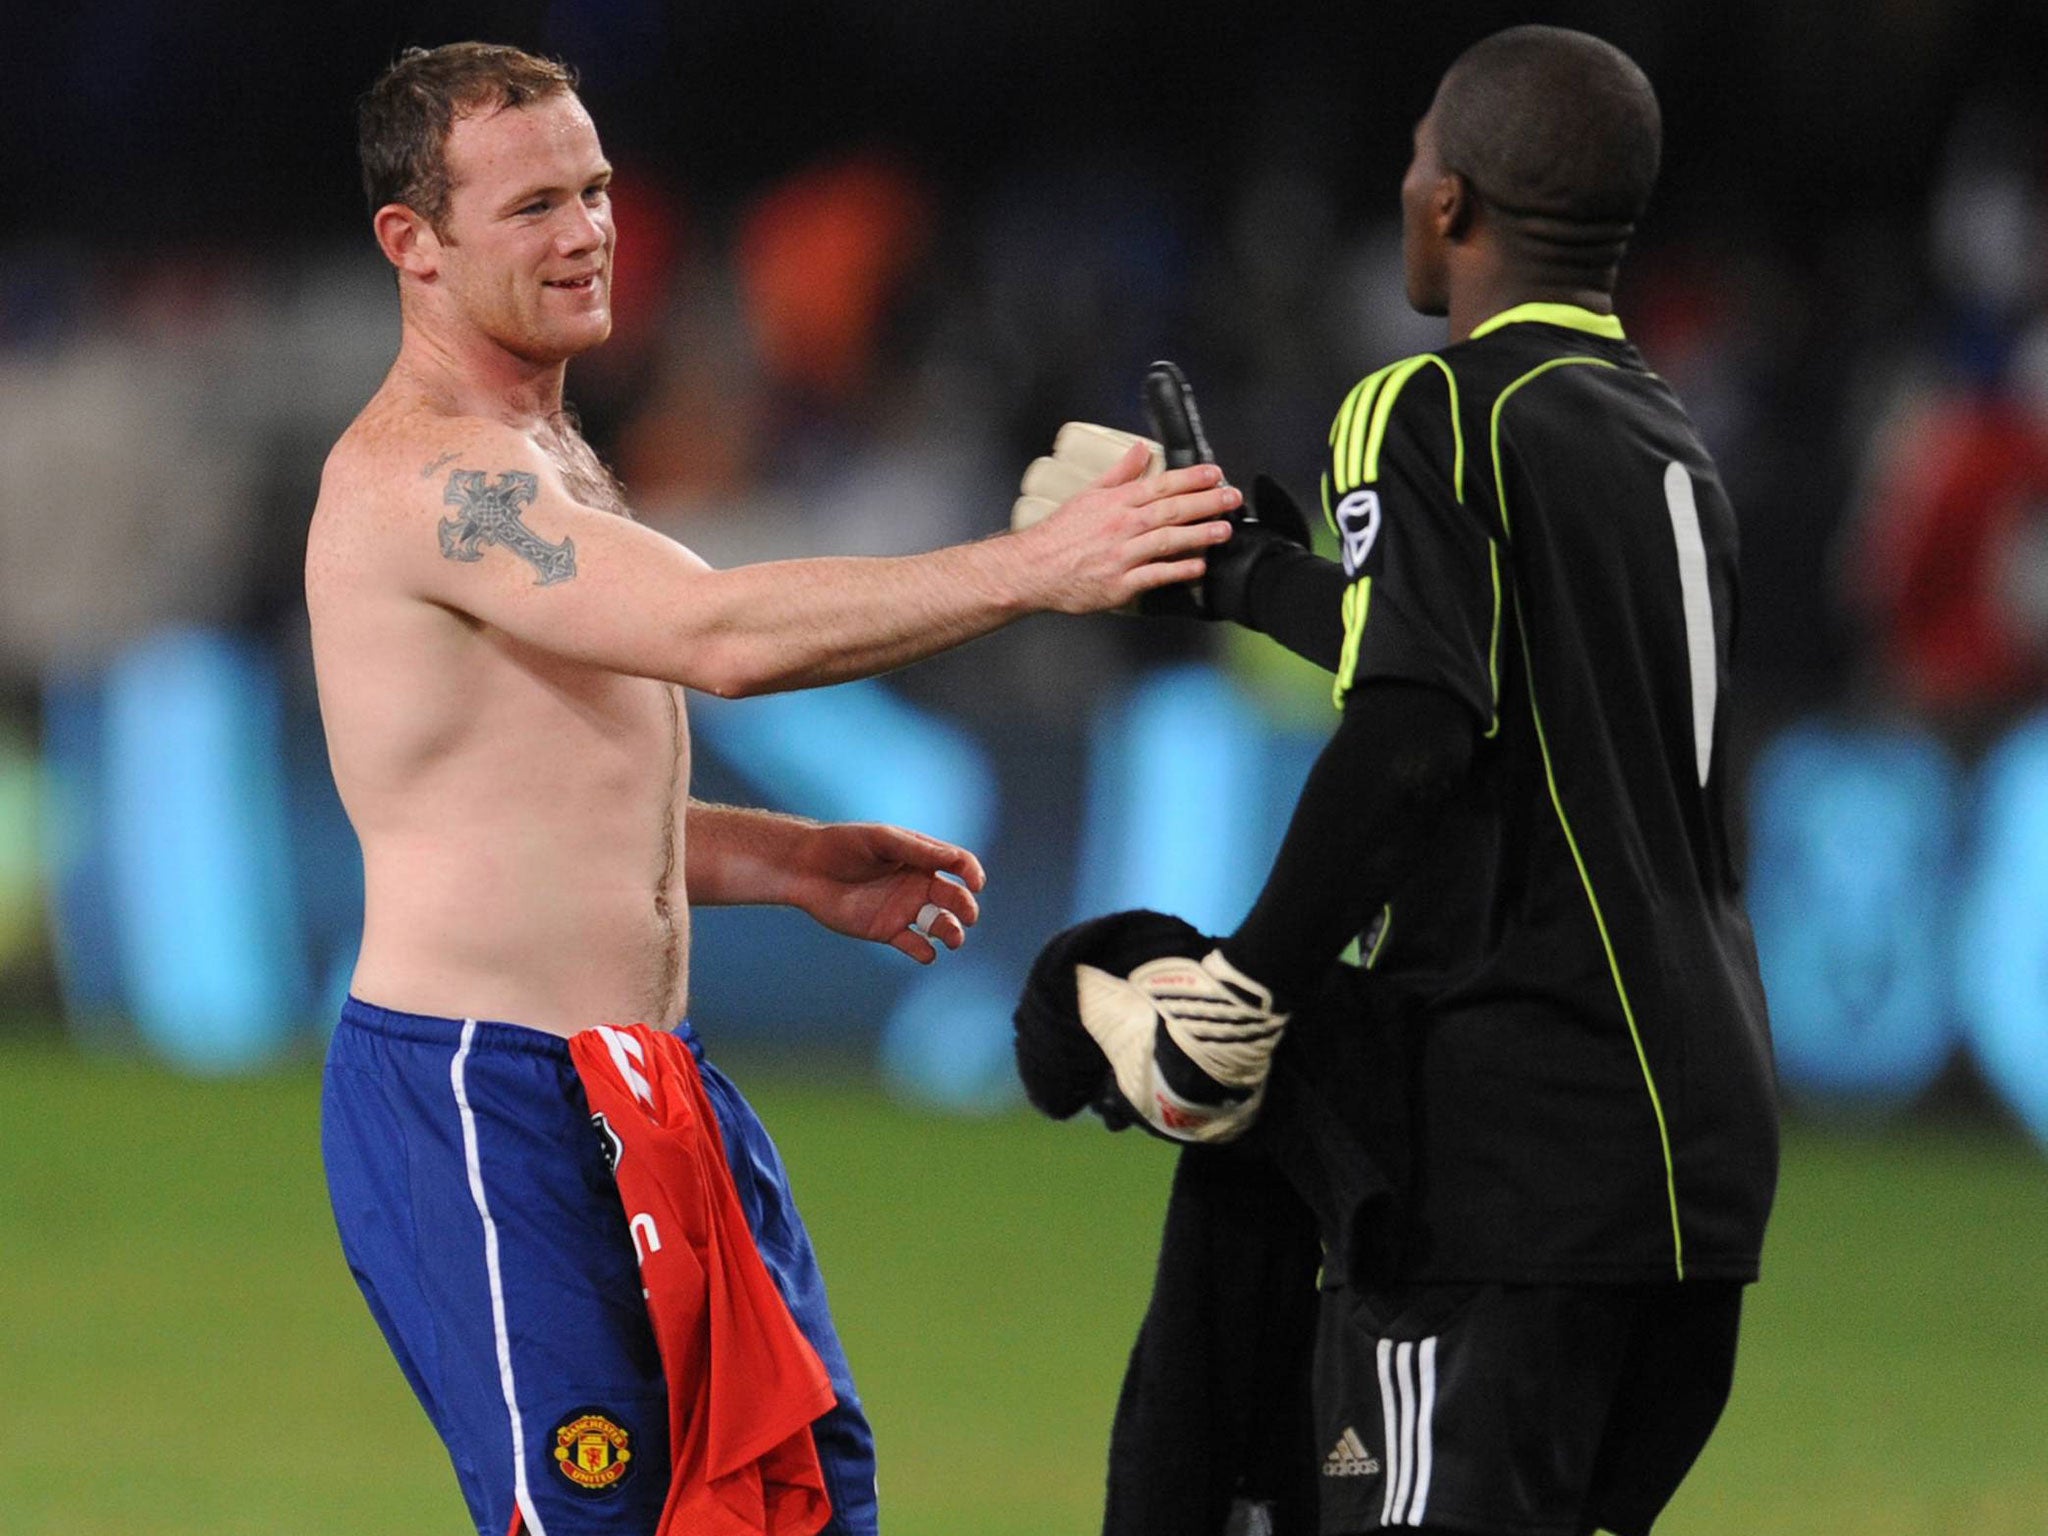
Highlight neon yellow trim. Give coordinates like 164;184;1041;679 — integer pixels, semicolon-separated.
1485;541;1503;738
1490;355;1684;1279
1325;366;1377;531
1470;302;1625;342
1327;354;1478;716
1338;364;1395;492
1363;905;1393;968
1361;357;1429;484
1488;357;1619;539
1333;578;1372;706
1331;372;1374;493
1357;355;1466;503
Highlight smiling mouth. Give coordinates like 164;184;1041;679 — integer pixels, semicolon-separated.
545;274;601;292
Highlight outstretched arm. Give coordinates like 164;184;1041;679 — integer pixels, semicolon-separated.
356;422;1238;697
685;801;985;964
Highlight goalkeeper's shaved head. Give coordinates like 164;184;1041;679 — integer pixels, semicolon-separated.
1404;26;1661;314
1436;26;1661;237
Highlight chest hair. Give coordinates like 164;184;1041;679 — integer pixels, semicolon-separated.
535;408;631;518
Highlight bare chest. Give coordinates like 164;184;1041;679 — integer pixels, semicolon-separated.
533;414;628;516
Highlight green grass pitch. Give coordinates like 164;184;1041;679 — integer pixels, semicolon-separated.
2;1038;2045;1535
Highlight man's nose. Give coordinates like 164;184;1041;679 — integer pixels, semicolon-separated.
557;203;606;254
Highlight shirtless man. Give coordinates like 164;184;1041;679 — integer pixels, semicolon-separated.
309;42;1239;1536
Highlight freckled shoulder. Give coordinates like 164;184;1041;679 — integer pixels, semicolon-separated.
309;403;531;595
320;405;523;531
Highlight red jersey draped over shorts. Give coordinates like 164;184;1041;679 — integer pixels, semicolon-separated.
558;1023;837;1536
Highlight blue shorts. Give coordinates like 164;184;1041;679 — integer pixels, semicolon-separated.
321;998;878;1536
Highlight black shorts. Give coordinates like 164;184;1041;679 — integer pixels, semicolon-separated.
1312;1279;1743;1536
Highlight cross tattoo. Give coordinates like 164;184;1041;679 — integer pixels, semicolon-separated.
438;469;578;586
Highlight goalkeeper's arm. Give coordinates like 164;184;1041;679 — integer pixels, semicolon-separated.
1067;678;1474;1144
1138;362;1350;670
1219;506;1350;672
1221;678;1476;1004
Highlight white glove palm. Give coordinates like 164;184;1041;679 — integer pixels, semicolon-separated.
1073;949;1288;1143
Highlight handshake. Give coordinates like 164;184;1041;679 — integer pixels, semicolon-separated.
1012;362;1314;624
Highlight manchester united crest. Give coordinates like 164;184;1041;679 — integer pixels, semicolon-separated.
551;1408;635;1492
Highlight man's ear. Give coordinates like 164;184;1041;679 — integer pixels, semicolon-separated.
1441;172;1476;241
372;203;441;279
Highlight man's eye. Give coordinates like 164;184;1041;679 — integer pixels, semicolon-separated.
519;200;550;216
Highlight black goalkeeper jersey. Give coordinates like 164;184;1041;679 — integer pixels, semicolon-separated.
1323;303;1778;1283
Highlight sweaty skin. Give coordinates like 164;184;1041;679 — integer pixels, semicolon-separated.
308;90;1239;1035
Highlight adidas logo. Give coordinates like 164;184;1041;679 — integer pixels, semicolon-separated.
1323;1426;1380;1478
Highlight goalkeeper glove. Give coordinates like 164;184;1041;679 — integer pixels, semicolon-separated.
1142;360;1314;624
1074;947;1289;1143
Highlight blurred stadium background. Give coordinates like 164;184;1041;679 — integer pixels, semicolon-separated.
4;1;2048;1531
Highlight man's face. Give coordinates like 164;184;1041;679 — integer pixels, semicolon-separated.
430;92;616;363
1400;103;1451;317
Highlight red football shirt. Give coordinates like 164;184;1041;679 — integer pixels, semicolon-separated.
568;1023;836;1536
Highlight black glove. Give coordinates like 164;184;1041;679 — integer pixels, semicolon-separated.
1139;360;1313;624
1133;361;1213;619
1016;908;1209;1129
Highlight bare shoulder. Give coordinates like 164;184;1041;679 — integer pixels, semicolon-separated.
317;398;540;537
310;396;559;586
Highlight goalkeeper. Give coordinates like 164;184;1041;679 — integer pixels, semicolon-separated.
1020;26;1778;1536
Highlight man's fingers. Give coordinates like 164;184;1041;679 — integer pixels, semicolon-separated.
1127;517;1232;563
1124;555;1213;594
936;848;988;895
1140;484;1242;531
920;875;981;932
892;928;940;964
895;831;988;894
1024;456;1225;534
901;878;977;959
897;895;967;960
865;824;987;895
1131;462;1229;505
920;907;969;950
1090;439;1153;490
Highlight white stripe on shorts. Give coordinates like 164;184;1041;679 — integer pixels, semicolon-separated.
1411;1337;1437;1525
1376;1339;1400;1525
453;1019;549;1536
1376;1335;1439;1527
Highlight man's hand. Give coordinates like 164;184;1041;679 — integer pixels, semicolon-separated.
1009;437;1239;614
1074;947;1290;1142
1011;422;1164;530
786;823;986;963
